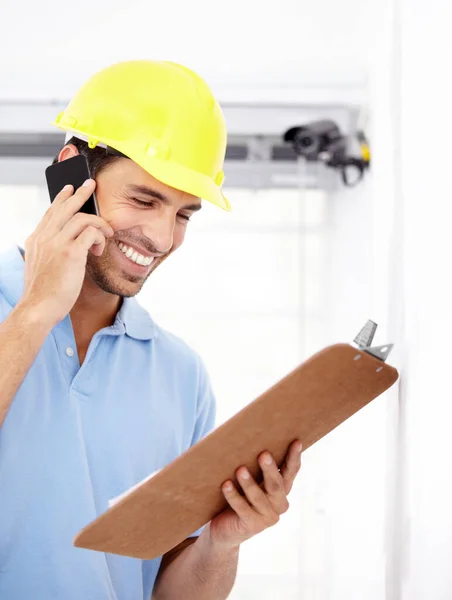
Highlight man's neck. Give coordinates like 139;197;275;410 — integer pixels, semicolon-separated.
70;275;122;338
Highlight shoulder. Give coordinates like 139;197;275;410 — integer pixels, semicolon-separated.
154;324;206;378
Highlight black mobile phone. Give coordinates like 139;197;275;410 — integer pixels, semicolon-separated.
45;155;99;216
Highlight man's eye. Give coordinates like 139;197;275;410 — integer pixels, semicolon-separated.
178;214;191;222
132;198;191;222
133;198;154;207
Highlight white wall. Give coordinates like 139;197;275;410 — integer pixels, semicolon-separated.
0;0;370;101
368;0;452;598
385;0;452;598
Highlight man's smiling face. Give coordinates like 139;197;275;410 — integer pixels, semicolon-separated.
59;146;202;298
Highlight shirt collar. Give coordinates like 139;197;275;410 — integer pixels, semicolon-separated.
0;245;156;341
116;297;157;340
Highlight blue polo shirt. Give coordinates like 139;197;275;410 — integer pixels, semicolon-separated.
0;245;216;600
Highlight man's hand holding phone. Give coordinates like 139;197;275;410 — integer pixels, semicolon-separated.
18;180;114;329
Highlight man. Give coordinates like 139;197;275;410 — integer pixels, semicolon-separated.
0;60;302;599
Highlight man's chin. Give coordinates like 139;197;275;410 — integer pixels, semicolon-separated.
86;257;147;298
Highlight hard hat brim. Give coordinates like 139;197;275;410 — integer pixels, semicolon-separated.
133;150;232;213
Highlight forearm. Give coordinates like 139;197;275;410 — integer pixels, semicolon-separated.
153;524;240;600
0;301;51;427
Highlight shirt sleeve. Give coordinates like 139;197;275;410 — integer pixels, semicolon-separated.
0;292;10;325
187;356;217;538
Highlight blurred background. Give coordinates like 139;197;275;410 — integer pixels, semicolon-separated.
1;0;451;598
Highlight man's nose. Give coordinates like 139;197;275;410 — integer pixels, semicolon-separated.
142;212;175;255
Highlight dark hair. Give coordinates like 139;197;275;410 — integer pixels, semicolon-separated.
52;136;126;177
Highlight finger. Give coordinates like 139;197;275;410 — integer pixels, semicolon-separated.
50;179;98;230
280;440;303;495
258;454;289;513
59;213;114;242
221;480;255;522
74;225;107;256
236;467;274;518
52;183;75;206
36;184;75;234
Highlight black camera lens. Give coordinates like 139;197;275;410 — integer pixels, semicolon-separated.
292;130;320;158
299;135;314;148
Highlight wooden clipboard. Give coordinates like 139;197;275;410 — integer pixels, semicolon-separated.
74;342;398;560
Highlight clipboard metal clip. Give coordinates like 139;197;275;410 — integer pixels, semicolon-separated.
353;320;394;362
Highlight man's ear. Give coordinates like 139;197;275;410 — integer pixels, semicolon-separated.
58;144;80;163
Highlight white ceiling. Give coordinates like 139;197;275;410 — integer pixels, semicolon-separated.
0;0;373;101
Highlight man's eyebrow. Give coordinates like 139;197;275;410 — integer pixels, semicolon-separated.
129;185;202;212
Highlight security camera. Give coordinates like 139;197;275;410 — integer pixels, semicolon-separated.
284;120;345;162
283;120;370;187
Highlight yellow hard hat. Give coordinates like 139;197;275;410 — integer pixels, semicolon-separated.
53;60;231;211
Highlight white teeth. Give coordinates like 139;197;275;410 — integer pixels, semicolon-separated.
117;242;154;267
